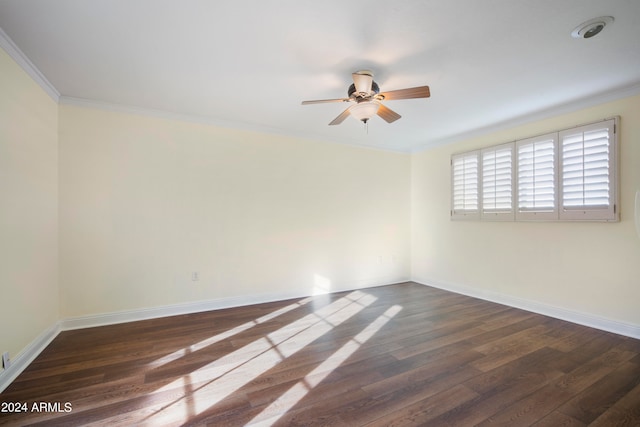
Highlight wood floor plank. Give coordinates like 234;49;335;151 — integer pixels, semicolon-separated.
1;282;638;426
588;382;640;427
471;345;638;426
361;384;479;426
464;346;566;396
470;323;554;372
531;411;587;427
557;360;640;424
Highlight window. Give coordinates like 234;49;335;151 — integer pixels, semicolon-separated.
450;117;619;222
559;119;617;220
451;151;480;219
516;133;558;220
482;143;514;220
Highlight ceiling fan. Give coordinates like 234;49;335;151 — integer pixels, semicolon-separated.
302;70;430;126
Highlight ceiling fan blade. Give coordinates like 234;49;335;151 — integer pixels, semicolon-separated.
377;103;402;123
302;98;350;105
352;71;373;93
378;85;430;101
329;107;351;125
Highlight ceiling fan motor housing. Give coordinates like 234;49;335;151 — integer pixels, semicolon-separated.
348;81;380;99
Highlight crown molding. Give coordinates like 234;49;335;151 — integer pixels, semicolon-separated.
413;81;640;153
59;96;407;154
0;25;60;102
4;16;636;155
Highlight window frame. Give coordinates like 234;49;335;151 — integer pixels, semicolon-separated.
449;117;620;223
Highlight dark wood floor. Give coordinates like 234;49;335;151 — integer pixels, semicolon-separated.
1;282;639;426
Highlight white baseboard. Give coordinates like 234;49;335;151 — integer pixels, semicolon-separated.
413;277;640;340
60;278;407;331
2;276;635;394
60;291;316;331
1;277;408;393
0;322;61;393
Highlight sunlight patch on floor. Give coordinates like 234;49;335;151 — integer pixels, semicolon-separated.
147;297;313;369
247;304;403;426
141;290;377;425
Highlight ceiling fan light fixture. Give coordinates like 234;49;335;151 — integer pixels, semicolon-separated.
571;16;614;39
350;101;380;123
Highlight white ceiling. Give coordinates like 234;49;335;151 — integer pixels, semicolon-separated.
1;0;639;152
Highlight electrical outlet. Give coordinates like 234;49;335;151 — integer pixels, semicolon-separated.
191;271;199;281
2;351;10;369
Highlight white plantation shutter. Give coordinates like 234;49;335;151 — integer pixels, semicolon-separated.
482;143;514;220
562;129;609;207
449;117;618;223
559;119;617;220
451;151;480;219
516;133;558;220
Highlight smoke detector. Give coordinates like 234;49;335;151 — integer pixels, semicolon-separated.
571;16;614;39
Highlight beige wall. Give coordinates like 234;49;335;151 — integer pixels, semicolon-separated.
0;47;59;371
58;105;411;317
411;94;640;327
4;38;640;378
